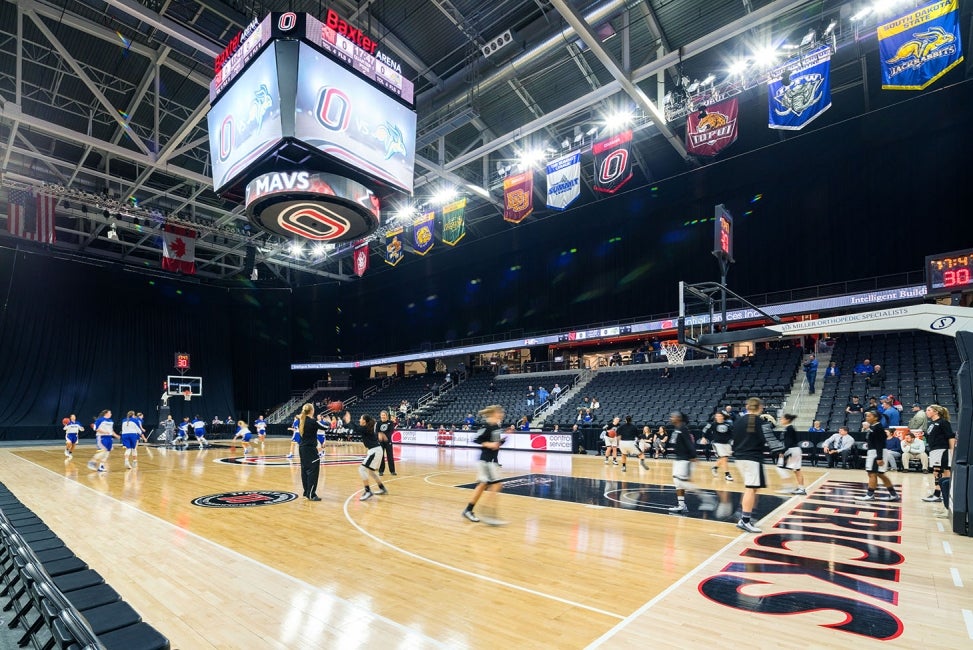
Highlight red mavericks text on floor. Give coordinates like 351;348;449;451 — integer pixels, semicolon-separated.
698;480;904;641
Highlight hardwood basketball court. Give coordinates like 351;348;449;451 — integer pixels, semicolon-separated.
1;439;970;648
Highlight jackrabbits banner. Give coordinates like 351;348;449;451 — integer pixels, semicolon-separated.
879;0;963;90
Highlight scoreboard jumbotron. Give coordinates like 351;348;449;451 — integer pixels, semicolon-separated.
207;9;417;243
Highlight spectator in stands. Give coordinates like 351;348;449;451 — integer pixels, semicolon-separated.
590;397;601;410
537;386;549;405
526;385;536;407
463;413;476;429
720;404;736;422
885;428;903;471
803;354;819;394
579;409;593;426
551;383;562;400
825;361;840;378
854;358;874;375
651;426;668;458
901;432;929;472
517;416;530;431
488;381;496;393
610;352;623;366
908;403;928;431
878;398;900;427
868;364;886;388
661;367;673;379
866;397;879;411
808;420;825;434
550;424;560;433
580;396;591;409
845;396;864;418
822;427;855;468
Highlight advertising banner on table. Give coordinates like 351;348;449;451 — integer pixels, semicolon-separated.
545;152;581;209
440;198;467;246
768;46;832;131
352;240;369;277
685;98;739;156
878;0;963;90
592;130;633;194
503;171;534;223
410;211;435;255
384;225;404;266
388;429;573;453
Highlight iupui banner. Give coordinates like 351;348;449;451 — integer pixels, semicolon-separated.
545;152;581;210
440;198;466;246
685;98;739;156
352;240;369;277
768;46;832;131
411;211;435;255
879;0;963;90
161;224;196;274
503;171;534;223
384;225;404;266
592;130;633;194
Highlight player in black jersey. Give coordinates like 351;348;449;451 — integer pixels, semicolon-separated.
463;405;507;525
346;411;387;501
731;398;771;533
667;412;715;514
775;414;806;496
922;404;955;505
376;410;397;476
615;416;647;472
858;410;899;502
703;412;734;482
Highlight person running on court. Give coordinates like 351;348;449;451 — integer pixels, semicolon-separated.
88;409;119;472
667;412;715;514
191;415;208;447
254;414;267;446
297;403;326;501
120;410;146;469
463;405;507;525
704;412;734;482
616;415;648;472
731;398;772;533
174;417;190;444
348;411;387;501
64;414;83;458
858;410;900;502
377;410;397;476
776;414;806;496
232;420;254;456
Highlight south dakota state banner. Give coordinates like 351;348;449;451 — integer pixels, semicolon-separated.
503;171;534;223
411;211;435;255
545;152;581;210
879;0;963;90
440;198;466;246
352;240;369;277
685;98;739;156
768;46;832;131
384;225;404;266
592;130;633;194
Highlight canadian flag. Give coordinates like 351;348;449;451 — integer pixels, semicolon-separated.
162;224;197;274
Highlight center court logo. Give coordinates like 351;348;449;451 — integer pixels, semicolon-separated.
192;490;297;508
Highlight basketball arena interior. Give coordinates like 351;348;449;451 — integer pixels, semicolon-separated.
1;0;972;648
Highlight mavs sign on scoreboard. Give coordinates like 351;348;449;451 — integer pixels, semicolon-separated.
206;10;417;243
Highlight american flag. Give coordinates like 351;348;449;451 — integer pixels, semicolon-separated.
7;188;57;243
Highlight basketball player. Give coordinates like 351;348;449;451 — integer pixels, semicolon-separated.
731;398;771;533
254;415;267;446
922;404;954;504
120;410;145;470
377;410;397;476
859;410;900;502
174;417;190;444
190;416;208;447
615;416;648;472
88;409;119;472
232;420;254;456
63;414;83;458
703;412;734;481
776;414;806;496
603;416;620;465
297;404;326;501
287;416;300;459
666;412;714;513
315;413;328;457
347;411;387;501
463;405;506;524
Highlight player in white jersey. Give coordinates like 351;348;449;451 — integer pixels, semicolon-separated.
232;421;254;456
120;410;146;469
63;414;84;458
254;415;267;446
88;409;120;472
174;417;190;444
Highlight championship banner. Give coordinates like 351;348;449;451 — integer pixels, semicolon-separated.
592;130;633;194
411;211;435;255
440;198;466;246
768;46;832;131
503;171;534;223
879;0;963;90
545;152;581;210
384;225;404;266
685;98;739;156
352;240;369;277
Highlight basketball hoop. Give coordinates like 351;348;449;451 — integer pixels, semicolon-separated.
662;341;688;366
182;389;192;402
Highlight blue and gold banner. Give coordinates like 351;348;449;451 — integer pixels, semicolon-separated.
440;198;466;246
411;211;435;255
384;225;404;266
879;0;963;90
768;46;832;131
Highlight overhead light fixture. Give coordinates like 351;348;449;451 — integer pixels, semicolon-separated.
517;149;545;169
823;20;837;36
850;7;873;21
701;74;716;86
604;110;632;130
727;58;749;76
801;29;816;46
106;223;119;240
431;187;457;205
312;243;327;257
753;46;779;67
289;242;303;257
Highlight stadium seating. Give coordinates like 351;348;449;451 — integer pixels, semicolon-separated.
356;373;450;418
420;373;580;427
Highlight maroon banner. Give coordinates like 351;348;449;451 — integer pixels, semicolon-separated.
685;98;739;157
592;130;633;194
352;240;369;277
503;170;534;223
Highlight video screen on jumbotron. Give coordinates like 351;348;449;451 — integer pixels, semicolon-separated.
294;42;416;193
207;43;283;192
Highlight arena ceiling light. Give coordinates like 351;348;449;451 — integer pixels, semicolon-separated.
431;187;458;205
517;149;546;169
312;243;328;258
289;242;304;257
604;110;632;131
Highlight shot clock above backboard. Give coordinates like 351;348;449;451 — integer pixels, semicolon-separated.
925;248;973;296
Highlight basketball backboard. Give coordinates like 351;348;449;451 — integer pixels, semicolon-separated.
166;375;203;397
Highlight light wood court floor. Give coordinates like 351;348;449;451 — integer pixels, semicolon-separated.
1;440;971;649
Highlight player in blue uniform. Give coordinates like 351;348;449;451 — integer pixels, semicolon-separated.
254;415;267;446
88;409;119;472
191;416;208;447
315;413;328;457
287;417;300;459
232;420;253;456
120;410;146;469
174;417;190;444
63;414;84;458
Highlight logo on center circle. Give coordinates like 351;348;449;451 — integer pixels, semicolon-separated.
192;490;298;508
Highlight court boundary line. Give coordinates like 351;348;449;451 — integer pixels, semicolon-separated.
6;451;449;648
584;470;833;648
343;473;626;621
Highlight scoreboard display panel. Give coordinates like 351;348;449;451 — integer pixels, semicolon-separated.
926;248;973;296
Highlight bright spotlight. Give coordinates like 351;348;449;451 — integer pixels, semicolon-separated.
753;46;779;67
289;242;303;257
727;58;749;76
431;187;457;205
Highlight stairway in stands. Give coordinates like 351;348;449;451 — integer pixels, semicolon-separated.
780;350;830;427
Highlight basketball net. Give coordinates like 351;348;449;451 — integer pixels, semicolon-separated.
182;390;192;402
662;341;688;366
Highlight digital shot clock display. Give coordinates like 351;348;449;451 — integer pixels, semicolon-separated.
925;248;973;296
